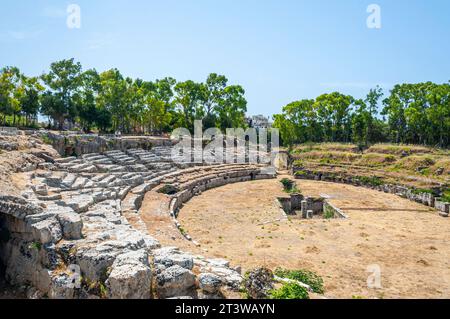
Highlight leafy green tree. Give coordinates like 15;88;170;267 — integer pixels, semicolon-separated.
0;67;22;125
365;86;383;143
174;80;205;131
351;99;370;149
203;73;227;128
216;85;247;130
20;76;44;126
41;59;83;129
272;113;297;146
75;69;101;132
97;69;130;133
314;92;354;142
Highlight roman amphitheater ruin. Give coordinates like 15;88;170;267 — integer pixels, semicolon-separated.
0;129;449;299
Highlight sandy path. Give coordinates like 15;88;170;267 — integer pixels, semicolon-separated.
174;178;450;299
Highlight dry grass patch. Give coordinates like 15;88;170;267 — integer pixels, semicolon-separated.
293;151;361;164
367;143;434;155
294;143;359;154
357;153;397;167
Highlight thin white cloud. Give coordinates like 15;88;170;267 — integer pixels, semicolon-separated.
8;31;26;40
86;32;118;50
0;29;44;41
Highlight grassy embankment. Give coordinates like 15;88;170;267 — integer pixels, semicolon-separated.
290;143;449;192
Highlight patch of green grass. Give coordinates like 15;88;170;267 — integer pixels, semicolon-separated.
280;178;294;190
323;206;335;219
269;282;309;299
274;268;324;294
28;241;42;251
294;170;308;177
411;188;435;195
280;178;300;193
178;226;187;236
41;134;53;145
441;189;450;202
355;176;383;187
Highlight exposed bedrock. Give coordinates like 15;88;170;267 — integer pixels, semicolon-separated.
38;131;173;157
0;139;276;299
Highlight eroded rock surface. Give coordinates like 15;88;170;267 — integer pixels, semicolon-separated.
0;131;275;299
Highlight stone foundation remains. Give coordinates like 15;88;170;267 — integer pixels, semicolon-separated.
292;167;449;218
277;193;348;219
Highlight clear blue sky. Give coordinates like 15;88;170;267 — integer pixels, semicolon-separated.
1;0;449;117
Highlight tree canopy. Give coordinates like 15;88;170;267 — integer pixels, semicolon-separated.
0;59;248;134
273;83;449;148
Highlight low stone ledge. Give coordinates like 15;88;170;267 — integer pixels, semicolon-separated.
293;168;448;216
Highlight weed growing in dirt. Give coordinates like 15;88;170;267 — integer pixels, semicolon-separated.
269;282;309;299
274;268;324;294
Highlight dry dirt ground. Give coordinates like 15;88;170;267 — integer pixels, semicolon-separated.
141;177;450;299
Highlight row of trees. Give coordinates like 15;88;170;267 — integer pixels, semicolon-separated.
273;83;450;148
0;59;248;134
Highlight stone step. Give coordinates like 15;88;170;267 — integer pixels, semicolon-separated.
54;156;77;164
61;173;77;187
72;177;88;190
79;165;97;173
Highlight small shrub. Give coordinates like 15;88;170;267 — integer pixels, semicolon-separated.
274;268;324;294
157;184;180;195
178;226;187;236
280;178;299;193
442;189;450;202
269;282;309;299
356;176;383;187
28;241;42;251
323;206;335;219
280;178;294;190
294;170;308;177
411;188;435;195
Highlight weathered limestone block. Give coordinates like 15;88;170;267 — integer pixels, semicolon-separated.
206;258;230;268
198;273;222;294
29;216;63;244
57;195;94;213
154;247;194;270
56;211;83;240
142;235;161;250
156;265;196;298
48;274;76;299
2;239;53;294
435;199;449;214
421;193;435;207
76;246;119;282
106;249;152;299
207;266;243;290
0;195;43;219
0;141;19;151
33;184;48;196
37;194;62;201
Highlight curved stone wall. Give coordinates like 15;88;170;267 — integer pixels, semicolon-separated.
292;168;449;217
0;142;276;299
